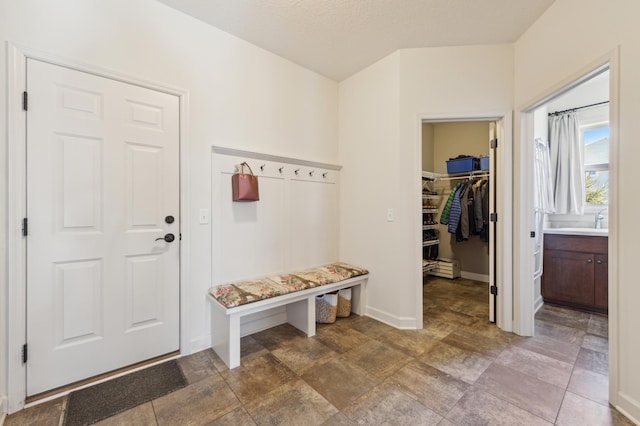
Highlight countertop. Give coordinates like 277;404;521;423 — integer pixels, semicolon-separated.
543;227;608;237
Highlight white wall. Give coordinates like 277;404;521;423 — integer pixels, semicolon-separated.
0;0;338;409
514;0;640;421
339;45;513;328
338;52;404;326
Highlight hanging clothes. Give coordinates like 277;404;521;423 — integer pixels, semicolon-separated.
480;180;489;242
458;183;472;241
474;182;484;233
440;182;462;225
447;185;464;234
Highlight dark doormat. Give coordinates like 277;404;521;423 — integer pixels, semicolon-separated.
63;359;186;426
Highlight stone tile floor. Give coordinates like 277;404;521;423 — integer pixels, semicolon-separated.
5;277;632;425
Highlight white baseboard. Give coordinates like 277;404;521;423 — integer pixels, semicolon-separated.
1;394;7;419
534;295;544;313
365;306;417;330
460;271;489;283
616;392;640;425
189;335;211;355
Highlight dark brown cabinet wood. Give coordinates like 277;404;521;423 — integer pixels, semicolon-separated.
594;254;608;309
542;234;608;314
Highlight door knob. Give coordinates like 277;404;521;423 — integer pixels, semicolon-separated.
155;233;175;243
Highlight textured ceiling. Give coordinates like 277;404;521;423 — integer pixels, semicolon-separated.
156;0;555;81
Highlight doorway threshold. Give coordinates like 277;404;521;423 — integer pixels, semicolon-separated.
25;350;181;407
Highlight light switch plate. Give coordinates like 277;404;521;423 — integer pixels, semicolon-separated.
199;209;209;224
387;208;394;222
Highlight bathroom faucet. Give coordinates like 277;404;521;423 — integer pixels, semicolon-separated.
595;208;606;229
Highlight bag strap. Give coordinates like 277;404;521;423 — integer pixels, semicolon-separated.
240;161;255;175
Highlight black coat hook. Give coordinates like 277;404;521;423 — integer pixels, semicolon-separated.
309;170;314;177
260;164;265;172
279;167;284;174
322;172;328;178
294;169;300;175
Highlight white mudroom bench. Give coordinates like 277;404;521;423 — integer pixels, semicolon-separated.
207;262;369;369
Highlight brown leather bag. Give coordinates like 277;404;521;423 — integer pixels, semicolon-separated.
232;162;260;201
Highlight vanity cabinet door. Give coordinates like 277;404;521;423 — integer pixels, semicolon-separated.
594;254;608;309
542;250;595;306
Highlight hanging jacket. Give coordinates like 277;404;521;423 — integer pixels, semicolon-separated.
439;182;462;225
481;180;490;242
474;181;484;233
459;183;472;240
448;185;464;234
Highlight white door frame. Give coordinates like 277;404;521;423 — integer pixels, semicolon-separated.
513;49;619;404
415;111;513;332
5;43;191;413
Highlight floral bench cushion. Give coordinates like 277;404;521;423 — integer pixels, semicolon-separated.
209;262;369;308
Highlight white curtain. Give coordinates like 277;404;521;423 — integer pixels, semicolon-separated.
533;137;554;279
549;112;585;214
534;137;555;214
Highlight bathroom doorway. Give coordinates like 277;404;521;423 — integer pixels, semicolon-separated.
516;55;618;404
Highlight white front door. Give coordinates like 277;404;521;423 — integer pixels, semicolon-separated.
26;59;180;396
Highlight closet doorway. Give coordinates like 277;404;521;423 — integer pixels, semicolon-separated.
421;119;499;325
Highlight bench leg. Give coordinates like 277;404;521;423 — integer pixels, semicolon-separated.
286;297;316;337
211;308;241;369
351;282;367;316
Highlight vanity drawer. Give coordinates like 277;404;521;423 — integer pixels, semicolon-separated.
544;234;607;254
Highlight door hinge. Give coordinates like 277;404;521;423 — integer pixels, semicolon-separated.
489;212;498;223
490;138;498;149
490;286;498;295
22;91;28;111
22;344;28;363
530;231;536;238
22;218;28;236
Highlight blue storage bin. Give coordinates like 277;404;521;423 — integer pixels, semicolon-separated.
446;157;478;174
479;156;490;170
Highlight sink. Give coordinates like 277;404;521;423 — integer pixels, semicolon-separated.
543;227;608;237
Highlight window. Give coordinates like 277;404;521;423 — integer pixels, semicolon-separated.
582;124;609;205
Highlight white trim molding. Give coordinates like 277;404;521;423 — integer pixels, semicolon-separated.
212;145;342;171
514;48;620;413
416;111;513;333
4;43;190;413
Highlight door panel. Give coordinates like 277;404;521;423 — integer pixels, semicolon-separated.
26;59;180;395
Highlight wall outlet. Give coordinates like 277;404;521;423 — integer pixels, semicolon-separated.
387;208;394;222
199;209;209;224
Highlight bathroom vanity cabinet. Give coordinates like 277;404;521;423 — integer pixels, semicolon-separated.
542;234;608;314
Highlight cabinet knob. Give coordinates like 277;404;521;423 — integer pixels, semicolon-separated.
586;258;593;263
596;260;603;264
